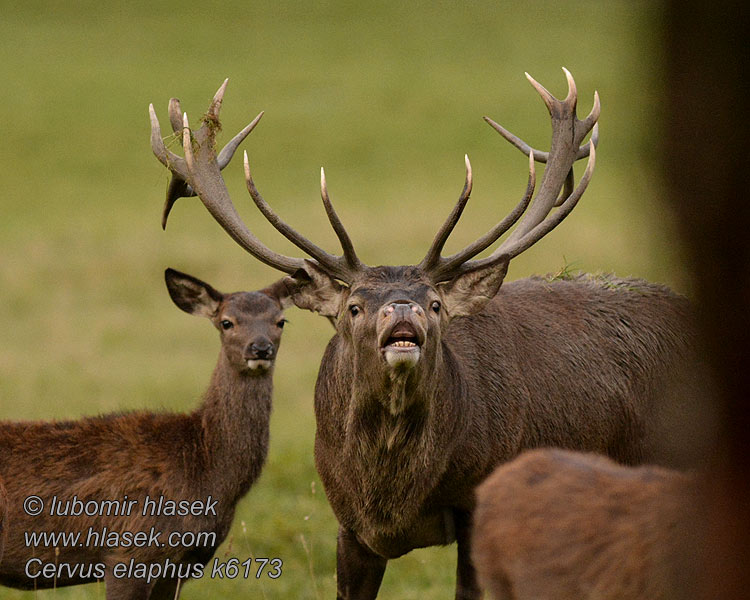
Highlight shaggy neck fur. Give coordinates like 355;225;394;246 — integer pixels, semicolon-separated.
341;341;469;536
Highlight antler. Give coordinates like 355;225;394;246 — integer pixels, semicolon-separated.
149;80;361;281
151;80;263;230
151;72;597;286
421;68;599;283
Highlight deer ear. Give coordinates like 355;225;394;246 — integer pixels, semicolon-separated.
165;268;224;318
282;260;346;318
260;278;296;309
437;260;509;318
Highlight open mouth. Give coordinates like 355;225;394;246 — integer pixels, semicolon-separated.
381;321;422;368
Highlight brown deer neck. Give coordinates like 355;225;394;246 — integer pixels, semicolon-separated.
338;341;469;533
347;340;462;445
350;339;451;417
196;351;273;502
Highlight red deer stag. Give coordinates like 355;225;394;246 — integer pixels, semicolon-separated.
472;449;697;600
0;269;290;599
150;70;702;599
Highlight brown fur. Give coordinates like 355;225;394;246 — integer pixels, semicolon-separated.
294;265;706;599
0;476;7;565
0;269;289;599
472;449;696;600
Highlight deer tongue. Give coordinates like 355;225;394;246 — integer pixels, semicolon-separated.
389;321;418;340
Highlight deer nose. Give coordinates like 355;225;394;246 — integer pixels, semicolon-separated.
247;340;275;360
383;302;423;319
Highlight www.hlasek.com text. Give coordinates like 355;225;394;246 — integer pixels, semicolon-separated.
25;525;216;550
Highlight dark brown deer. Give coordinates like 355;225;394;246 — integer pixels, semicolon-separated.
471;448;697;600
0;269;290;599
150;70;703;599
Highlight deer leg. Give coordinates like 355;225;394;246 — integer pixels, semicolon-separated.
336;526;387;600
149;577;182;600
454;509;481;600
104;572;155;600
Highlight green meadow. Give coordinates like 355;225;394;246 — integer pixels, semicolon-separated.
1;1;678;597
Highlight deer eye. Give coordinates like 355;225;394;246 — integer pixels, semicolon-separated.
349;305;361;317
220;319;234;330
431;301;441;314
277;318;288;329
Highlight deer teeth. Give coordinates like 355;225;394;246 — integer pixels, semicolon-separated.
391;340;417;348
247;359;273;371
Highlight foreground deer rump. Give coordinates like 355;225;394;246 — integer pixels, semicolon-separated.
472;449;697;600
150;70;703;599
0;269;289;599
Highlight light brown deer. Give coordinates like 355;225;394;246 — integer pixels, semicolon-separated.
150;70;704;599
0;269;290;599
471;448;697;600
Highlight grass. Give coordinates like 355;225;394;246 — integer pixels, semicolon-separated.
0;1;682;597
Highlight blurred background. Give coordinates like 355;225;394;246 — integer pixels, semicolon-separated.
0;1;674;597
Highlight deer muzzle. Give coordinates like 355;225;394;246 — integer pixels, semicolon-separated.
379;303;426;369
245;339;276;371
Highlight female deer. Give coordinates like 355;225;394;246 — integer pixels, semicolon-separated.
0;269;290;599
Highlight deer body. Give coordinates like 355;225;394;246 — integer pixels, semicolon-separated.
471;448;696;600
314;274;694;559
149;71;702;598
0;270;289;599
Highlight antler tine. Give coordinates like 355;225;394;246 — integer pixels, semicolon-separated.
320;167;361;271
243;152;355;281
562;67;577;109
525;72;557;114
168;98;183;133
427;152;535;282
217;112;263;168
149;104;186;175
419;155;473;270
582;90;601;132
182;112;195;170
207;78;229;122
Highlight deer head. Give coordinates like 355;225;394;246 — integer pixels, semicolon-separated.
151;70;598;406
165;268;291;374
